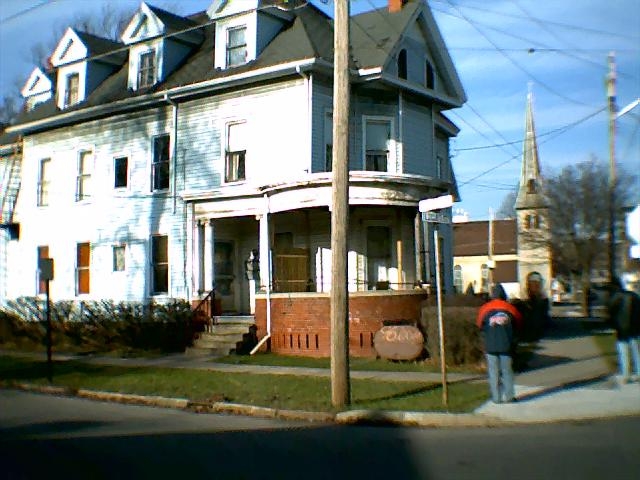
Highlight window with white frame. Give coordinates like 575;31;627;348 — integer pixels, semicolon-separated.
138;50;156;89
454;265;463;294
76;150;92;201
364;119;392;172
481;263;489;293
114;156;128;189
37;158;51;206
226;26;247;67
151;235;168;294
64;73;79;107
225;122;246;183
152;134;170;190
76;242;90;295
113;244;126;272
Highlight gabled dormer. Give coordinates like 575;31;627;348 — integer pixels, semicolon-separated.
50;27;124;110
208;0;293;70
21;67;53;111
122;2;202;91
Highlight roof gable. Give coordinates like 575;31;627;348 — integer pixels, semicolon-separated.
21;67;52;97
122;2;166;44
50;28;88;66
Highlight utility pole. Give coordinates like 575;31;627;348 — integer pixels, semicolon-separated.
330;0;350;408
606;52;617;281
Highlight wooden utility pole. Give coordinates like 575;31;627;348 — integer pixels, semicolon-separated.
330;0;351;408
606;52;617;281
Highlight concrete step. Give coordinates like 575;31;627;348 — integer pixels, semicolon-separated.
209;325;252;335
195;333;243;346
215;316;255;326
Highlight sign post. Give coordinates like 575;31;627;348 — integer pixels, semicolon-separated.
419;195;452;408
39;258;54;383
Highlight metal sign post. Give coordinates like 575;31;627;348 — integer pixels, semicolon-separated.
419;195;452;409
39;258;54;383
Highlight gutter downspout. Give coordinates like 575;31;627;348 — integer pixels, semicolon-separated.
250;194;272;354
164;93;178;214
295;65;313;174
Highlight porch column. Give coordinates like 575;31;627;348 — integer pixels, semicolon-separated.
414;211;423;284
195;220;205;295
258;213;270;291
203;219;214;291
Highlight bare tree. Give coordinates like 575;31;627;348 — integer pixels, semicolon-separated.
496;187;517;219
540;156;634;313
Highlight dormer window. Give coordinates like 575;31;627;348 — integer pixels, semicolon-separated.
397;49;407;80
64;73;79;107
227;26;247;67
425;60;435;89
138;50;156;89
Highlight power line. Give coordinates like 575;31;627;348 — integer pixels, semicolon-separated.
0;0;55;25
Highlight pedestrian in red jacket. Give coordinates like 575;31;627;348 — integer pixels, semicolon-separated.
476;284;523;403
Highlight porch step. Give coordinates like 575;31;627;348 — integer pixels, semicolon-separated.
188;315;257;356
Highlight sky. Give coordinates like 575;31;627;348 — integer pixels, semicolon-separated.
1;0;639;220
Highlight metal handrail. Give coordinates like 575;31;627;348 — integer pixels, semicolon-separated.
193;288;216;332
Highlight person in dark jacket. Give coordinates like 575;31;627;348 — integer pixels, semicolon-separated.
607;278;640;384
476;284;523;403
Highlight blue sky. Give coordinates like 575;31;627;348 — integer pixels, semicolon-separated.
1;0;638;220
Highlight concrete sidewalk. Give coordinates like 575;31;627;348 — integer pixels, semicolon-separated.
1;317;638;425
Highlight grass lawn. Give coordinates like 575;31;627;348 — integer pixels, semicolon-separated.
0;355;488;413
215;352;482;374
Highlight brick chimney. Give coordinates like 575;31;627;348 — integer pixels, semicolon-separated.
389;0;407;13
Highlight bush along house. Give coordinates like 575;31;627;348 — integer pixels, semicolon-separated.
1;0;466;357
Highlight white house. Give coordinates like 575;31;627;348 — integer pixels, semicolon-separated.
1;0;466;356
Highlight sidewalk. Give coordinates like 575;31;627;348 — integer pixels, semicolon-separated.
2;317;638;425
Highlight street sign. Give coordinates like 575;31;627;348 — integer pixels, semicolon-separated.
418;194;453;212
421;211;450;224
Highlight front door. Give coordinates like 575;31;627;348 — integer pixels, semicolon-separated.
215;240;236;312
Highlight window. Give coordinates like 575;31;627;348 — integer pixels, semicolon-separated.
526;213;540;230
113;245;126;272
324;112;333;172
76;150;92;201
138;50;156;88
453;265;463;294
225;122;246;183
37;158;51;206
425;60;435;89
367;226;391;290
397;49;407;80
226;26;247;67
37;246;49;295
152;134;170;190
527;178;537;193
114;156;128;188
436;155;444;178
64;73;79;107
76;242;90;295
365;119;392;172
481;263;489;293
151;235;168;294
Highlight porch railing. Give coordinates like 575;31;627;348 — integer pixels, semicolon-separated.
193;288;217;333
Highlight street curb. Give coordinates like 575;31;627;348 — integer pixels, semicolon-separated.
336;409;510;427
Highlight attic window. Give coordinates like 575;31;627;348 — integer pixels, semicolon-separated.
226;26;247;67
397;49;407;80
425;60;435;89
29;76;40;91
64;73;79;107
138;50;156;89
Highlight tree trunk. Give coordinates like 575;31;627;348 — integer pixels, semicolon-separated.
581;274;592;317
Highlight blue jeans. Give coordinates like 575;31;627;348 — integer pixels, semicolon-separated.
616;337;640;381
486;353;515;403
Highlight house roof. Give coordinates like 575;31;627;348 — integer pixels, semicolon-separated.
75;31;123;57
453;219;517;257
9;2;461;134
146;3;200;33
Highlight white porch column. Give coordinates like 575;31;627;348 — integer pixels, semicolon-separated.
258;213;270;291
203;219;214;291
194;220;205;295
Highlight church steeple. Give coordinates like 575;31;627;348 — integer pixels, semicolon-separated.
516;89;546;210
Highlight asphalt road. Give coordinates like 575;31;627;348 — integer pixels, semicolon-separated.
1;390;639;480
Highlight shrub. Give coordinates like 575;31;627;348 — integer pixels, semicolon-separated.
0;298;195;354
420;297;484;366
